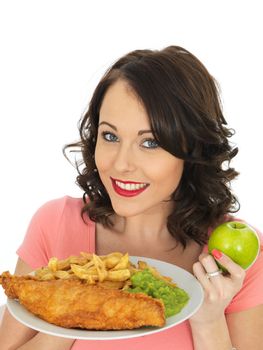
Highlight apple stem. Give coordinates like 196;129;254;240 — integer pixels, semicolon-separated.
230;222;246;229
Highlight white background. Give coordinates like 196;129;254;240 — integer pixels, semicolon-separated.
0;0;262;305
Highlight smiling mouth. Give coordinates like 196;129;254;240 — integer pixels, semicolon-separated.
110;177;149;197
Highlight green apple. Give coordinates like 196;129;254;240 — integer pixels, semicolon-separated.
208;221;260;270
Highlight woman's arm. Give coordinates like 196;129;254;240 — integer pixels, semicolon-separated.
0;258;75;350
226;304;263;349
17;333;75;350
190;305;263;350
0;307;37;349
190;315;233;350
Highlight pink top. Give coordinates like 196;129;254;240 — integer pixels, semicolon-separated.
17;196;263;350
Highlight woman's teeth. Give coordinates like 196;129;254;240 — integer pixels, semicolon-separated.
115;181;147;191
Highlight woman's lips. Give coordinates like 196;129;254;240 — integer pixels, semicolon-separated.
110;177;149;197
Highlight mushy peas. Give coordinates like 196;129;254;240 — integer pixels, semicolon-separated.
128;269;189;318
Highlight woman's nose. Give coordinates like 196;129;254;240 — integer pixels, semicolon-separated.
113;144;136;173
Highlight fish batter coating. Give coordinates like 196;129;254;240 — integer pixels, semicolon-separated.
0;272;165;330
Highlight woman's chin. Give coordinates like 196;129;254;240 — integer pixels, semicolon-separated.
110;200;144;218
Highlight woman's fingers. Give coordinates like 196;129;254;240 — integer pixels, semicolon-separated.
211;249;246;284
193;261;211;289
199;252;221;274
193;251;246;294
193;253;223;287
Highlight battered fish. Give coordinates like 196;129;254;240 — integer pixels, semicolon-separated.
0;271;165;330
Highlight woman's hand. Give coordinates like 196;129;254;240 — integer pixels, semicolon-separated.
190;249;246;325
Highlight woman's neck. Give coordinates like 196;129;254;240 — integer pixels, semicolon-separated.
111;201;174;242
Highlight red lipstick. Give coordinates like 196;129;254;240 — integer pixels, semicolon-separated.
110;177;149;197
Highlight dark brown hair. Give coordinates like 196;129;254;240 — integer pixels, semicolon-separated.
64;45;240;248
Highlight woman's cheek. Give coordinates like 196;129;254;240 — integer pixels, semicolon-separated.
95;144;110;171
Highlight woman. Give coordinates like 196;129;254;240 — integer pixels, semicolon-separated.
0;46;262;349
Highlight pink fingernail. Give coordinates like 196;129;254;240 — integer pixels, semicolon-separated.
212;249;223;260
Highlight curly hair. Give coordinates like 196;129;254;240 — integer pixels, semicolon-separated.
64;45;240;248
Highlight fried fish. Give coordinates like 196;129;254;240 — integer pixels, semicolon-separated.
0;271;165;330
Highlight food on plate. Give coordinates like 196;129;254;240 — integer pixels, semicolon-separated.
128;270;189;317
0;252;189;330
208;221;260;270
0;271;165;329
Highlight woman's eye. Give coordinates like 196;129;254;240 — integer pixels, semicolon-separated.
101;131;118;142
142;138;159;149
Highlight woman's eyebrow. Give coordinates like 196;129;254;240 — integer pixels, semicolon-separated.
98;121;117;131
98;121;152;135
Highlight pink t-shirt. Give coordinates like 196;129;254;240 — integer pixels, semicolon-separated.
17;196;263;350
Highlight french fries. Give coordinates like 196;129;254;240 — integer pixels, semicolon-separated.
35;252;133;289
34;252;176;290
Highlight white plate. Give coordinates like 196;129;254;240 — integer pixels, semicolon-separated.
7;256;204;340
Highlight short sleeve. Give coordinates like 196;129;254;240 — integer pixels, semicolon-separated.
16;196;95;270
16;198;67;269
225;230;263;313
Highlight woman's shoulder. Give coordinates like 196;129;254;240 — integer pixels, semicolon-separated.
34;195;84;220
27;195;93;234
38;195;83;210
16;195;95;267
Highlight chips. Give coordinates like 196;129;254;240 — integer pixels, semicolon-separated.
35;252;133;289
34;252;176;290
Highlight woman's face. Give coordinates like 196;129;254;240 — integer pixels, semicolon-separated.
95;79;184;217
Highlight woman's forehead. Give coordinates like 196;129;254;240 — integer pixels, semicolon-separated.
99;80;151;131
